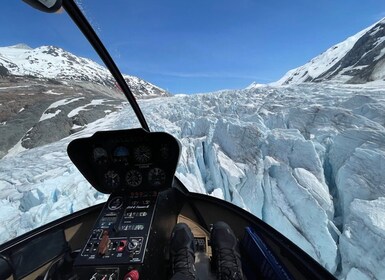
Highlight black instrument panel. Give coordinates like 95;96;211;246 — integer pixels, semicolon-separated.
67;128;181;194
74;192;158;268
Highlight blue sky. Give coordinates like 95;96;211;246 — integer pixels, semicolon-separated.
2;0;385;93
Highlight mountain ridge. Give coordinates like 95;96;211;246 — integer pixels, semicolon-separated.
273;17;385;86
0;44;168;98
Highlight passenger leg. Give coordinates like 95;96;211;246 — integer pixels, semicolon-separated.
170;223;197;280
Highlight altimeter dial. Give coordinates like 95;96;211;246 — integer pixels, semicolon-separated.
134;145;152;164
126;170;143;187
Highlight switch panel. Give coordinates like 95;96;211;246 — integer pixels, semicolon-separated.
74;192;157;267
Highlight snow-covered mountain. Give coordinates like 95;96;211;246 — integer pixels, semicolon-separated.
275;18;385;85
1;83;385;279
0;44;168;97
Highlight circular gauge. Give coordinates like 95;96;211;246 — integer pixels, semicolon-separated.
148;168;166;186
126;169;143;187
104;170;120;188
134;145;152;164
108;196;123;210
93;147;108;164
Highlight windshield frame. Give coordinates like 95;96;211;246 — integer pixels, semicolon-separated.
62;0;149;131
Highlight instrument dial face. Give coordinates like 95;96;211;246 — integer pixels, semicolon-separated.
104;170;120;188
93;147;108;164
134;145;152;164
108;196;123;210
148;168;166;186
126;169;143;187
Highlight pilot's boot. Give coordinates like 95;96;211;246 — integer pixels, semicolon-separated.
170;223;197;280
210;221;244;280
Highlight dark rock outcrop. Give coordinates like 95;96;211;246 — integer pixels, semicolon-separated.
276;18;385;85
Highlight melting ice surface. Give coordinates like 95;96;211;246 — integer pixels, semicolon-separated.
1;83;385;279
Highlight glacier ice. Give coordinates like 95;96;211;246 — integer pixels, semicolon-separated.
340;198;385;279
1;83;385;278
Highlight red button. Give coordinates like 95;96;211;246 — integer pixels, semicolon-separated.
117;240;127;252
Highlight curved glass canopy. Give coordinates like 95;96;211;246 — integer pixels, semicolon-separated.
1;1;385;279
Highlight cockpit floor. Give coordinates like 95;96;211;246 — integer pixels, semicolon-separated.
177;215;216;279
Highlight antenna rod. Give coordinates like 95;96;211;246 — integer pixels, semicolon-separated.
62;0;150;131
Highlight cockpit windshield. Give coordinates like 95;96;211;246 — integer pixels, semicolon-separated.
1;1;385;279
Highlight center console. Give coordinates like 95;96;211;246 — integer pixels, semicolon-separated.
74;192;158;279
67;129;181;279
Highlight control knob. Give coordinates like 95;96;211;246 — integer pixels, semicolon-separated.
128;239;139;251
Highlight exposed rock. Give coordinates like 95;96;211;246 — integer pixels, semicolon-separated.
0;64;9;76
275;18;385;85
0;76;122;157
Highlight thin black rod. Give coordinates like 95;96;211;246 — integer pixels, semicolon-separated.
62;0;150;131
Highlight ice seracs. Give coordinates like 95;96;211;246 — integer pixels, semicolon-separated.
340;198;385;280
1;83;385;278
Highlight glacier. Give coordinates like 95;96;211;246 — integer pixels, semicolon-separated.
1;83;385;279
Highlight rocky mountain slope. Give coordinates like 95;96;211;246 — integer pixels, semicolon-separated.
0;75;125;158
0;44;169;158
275;18;385;85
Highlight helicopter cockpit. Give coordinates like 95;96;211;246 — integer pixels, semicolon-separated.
67;129;181;279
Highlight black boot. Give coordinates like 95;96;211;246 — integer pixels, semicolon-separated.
170;223;197;279
211;222;244;280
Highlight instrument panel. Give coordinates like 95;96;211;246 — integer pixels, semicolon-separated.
68;129;181;279
73;192;158;279
76;193;157;264
67;128;181;194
